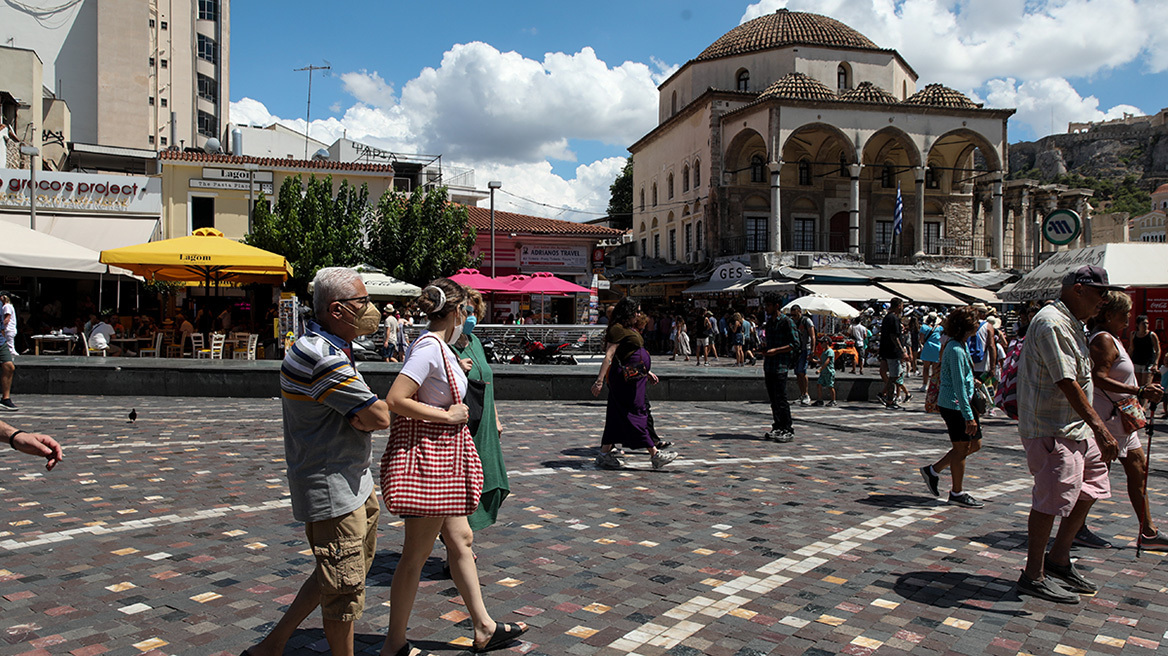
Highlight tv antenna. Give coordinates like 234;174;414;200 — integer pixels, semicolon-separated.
294;61;331;158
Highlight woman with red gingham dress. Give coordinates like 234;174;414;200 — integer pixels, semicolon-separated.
379;278;528;656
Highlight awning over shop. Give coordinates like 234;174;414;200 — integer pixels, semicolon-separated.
998;243;1168;302
876;282;966;306
1;213;160;253
0;219;109;274
940;285;1002;304
800;283;901;302
754;280;800;294
682;277;758;295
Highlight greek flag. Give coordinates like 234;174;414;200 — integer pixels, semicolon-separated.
893;183;903;236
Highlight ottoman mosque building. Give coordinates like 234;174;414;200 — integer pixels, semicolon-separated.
628;9;1018;272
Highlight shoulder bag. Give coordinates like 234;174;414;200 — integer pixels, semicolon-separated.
380;334;484;517
1100;388;1148;433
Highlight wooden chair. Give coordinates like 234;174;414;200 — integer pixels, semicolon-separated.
197;333;225;359
80;331;106;357
138;332;165;357
232;334;259;360
186;333;205;358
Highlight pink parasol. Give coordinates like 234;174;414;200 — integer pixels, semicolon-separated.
448;268;515;292
510;272;591;295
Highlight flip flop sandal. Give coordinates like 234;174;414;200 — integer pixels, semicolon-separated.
390;641;431;656
472;622;528;653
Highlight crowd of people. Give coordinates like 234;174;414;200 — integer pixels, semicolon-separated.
6;263;1168;656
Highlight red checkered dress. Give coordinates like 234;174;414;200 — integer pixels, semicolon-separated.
380;334;484;517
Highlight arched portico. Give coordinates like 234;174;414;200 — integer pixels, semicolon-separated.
926;128;1005;261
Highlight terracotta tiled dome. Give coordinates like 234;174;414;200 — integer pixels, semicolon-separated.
759;73;837;102
838;81;898;104
903;83;981;109
1153;183;1168;195
697;9;878;61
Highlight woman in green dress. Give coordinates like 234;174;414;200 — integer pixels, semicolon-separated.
450;289;509;532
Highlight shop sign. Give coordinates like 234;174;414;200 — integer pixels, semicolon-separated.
520;245;588;273
202;167;274;183
711;261;751;281
0;168;161;214
190;179;274;194
1042;209;1081;245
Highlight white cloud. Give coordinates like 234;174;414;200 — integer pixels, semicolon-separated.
984;77;1143;136
473;157;628;223
340;70;397;108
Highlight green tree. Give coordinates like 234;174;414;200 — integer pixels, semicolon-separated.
366;185;479;286
244;174;370;295
607;157;633;230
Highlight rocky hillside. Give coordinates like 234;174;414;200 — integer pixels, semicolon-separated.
1009;124;1168;192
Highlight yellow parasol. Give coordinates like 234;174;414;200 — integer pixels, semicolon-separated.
99;227;293;287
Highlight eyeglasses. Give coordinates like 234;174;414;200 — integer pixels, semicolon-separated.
335;295;370;308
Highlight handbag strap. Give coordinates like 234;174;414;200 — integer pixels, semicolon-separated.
420;333;463;406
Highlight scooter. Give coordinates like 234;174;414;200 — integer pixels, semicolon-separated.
351;334;384;361
509;332;578;365
480;335;499;364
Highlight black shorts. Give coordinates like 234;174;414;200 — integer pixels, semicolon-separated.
939;405;982;442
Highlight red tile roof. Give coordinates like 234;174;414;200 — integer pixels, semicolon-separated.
463;205;626;237
159;150;394;174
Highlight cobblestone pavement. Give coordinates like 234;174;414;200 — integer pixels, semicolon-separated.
3;394;1168;656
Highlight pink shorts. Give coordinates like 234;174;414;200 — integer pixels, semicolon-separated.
1022;435;1111;517
1117;431;1142;460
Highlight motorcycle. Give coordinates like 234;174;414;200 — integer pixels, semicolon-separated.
352;334;385;362
509;332;578;365
480;335;499;364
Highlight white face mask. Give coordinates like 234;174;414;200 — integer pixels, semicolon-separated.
446;322;463;345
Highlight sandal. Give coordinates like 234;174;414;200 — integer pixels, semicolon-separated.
390;641;427;656
473;622;529;653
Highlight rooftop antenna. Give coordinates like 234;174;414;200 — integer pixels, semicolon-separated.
294;61;331;158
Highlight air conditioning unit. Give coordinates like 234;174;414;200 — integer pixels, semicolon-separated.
626;256;642;271
973;257;992;273
794;253;814;269
693;250;705;263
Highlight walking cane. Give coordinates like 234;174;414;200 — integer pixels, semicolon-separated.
1138;402;1157;558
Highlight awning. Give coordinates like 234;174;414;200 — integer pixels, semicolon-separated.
876;282;966;306
1;212;160;253
800;283;900;302
0;219;109;274
998;243;1168;302
754;280;800;294
940;285;1001;304
682;277;758;295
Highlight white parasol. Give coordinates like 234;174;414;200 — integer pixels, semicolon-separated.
782;294;860;319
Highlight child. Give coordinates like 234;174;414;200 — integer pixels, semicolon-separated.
813;338;837;407
895;351;912;404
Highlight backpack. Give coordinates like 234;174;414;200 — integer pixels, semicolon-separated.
967;321;987;363
994;336;1024;420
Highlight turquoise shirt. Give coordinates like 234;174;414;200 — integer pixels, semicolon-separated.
938;339;975;420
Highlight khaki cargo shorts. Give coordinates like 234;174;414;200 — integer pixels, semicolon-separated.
304;492;379;622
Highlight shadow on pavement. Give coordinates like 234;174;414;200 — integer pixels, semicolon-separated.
856;494;938;509
966;529;1030;553
893;571;1027;614
705;432;764;441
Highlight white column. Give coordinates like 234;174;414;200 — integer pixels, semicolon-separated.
992;174;1004;264
914;167;926;257
848;163;861;255
769;160;782;252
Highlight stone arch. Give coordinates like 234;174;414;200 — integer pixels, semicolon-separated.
927;128;1002;172
651;216;658;229
667;210;675;223
861;126;922;169
780;122;857;188
724;128;768;186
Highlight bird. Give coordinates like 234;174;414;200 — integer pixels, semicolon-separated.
128;408;137;423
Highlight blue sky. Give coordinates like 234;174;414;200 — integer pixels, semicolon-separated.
230;0;1168;219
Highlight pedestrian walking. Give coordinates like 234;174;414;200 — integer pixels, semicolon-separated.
0;292;18;411
731;312;746;367
244;267;391;656
812;337;836;407
920;305;984;508
382;303;400;362
762;296;799;442
919;312;943;391
591;297;679;470
848;316;868;375
1130;314;1161;405
1015;265;1123;605
672;316;691;361
879;298;905;409
380;279;528;656
791;305;815;405
1083;292;1166;548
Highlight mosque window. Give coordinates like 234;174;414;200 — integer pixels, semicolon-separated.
639;187;645;211
693;159;701;188
682;165;690;193
798;159;811;186
882;163;894;189
696;221;703;251
671;91;677;115
926;165;940;189
737;69;750;92
750;155;766;183
839;154;848;177
652;183;658;206
837;63;851;90
668;173;675;199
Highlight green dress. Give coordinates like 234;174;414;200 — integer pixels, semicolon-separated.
452;333;510;530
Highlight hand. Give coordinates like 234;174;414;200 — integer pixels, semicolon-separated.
459;357;473;373
12;431;64;471
965;420;978;436
591;380;603;398
649;372;659;384
1094;427;1119;462
1142;383;1164;404
446;403;469;425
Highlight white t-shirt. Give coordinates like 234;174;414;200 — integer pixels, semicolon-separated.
1;302;15;342
383;315;399;343
90;322;115;349
399;332;467;408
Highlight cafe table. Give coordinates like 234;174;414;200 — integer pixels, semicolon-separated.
32;334;78;355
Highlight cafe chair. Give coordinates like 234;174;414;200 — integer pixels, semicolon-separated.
80;331;106;357
232;333;259;361
139;332;165;358
197;333;226;359
186;333;205;358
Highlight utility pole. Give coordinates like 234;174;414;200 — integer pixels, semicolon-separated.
294;63;331;158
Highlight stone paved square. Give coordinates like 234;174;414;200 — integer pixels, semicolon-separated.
2;394;1168;655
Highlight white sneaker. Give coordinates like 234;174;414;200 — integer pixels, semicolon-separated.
799;395;812;406
650;450;678;470
595;452;625;470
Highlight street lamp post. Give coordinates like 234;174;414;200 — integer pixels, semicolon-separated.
487;180;502;278
19;145;40;231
